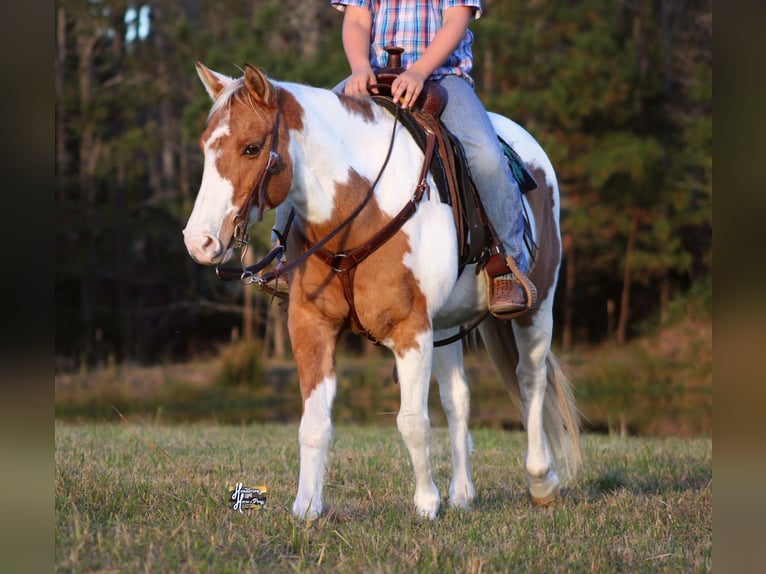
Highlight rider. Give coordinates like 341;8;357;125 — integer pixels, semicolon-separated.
272;0;535;316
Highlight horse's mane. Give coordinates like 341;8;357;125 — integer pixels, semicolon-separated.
208;76;270;123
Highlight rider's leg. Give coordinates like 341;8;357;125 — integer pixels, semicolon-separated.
438;75;535;315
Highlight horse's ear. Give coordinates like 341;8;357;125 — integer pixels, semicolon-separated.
244;64;277;108
195;62;234;101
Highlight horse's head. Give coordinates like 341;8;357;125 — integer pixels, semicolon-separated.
183;63;293;265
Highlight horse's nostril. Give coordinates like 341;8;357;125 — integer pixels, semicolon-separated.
203;234;223;257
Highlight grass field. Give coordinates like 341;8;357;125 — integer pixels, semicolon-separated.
55;422;712;573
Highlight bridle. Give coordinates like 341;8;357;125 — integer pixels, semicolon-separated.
216;107;281;280
216;100;403;286
213;93;488;347
231;108;281;247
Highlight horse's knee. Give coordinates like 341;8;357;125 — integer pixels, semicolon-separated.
397;411;430;446
299;417;332;450
440;379;470;420
299;379;335;448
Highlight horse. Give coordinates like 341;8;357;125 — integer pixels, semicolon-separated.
183;62;581;520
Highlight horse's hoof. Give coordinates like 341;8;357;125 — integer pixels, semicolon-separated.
416;505;440;520
414;489;440;520
527;468;560;506
292;499;322;521
449;496;474;510
530;491;559;506
449;481;476;510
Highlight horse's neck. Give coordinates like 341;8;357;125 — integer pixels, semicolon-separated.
284;85;422;225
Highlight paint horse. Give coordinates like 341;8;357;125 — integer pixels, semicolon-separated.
183;63;581;519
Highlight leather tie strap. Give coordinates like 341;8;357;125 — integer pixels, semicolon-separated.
217;107;403;284
297;132;436;343
231;107;282;242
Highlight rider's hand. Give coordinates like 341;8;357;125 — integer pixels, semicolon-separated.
344;68;378;96
391;70;426;109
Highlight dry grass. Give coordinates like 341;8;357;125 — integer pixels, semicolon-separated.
56;422;712;573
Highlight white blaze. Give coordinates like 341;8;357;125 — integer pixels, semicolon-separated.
183;117;237;262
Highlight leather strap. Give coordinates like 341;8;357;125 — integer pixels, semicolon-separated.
233;108;281;232
217;108;402;284
297;132;436;343
504;254;538;312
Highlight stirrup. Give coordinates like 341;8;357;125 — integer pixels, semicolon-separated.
485;256;537;320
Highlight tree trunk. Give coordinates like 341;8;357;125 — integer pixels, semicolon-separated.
562;234;574;351
75;16;99;363
616;213;638;345
482;46;494;95
56;6;68;178
179;136;191;202
76;30;99;204
115;157;134;360
660;277;670;324
298;0;321;60
264;302;287;360
272;304;287;359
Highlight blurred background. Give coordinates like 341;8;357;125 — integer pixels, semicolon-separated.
54;0;711;437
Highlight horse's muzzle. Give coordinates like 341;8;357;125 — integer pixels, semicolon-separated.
183;230;225;265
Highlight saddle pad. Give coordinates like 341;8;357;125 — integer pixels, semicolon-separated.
498;137;538;194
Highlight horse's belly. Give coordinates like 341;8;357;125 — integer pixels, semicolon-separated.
401;202;460;313
432;265;486;330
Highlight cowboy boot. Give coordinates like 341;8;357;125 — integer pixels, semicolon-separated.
484;253;537;319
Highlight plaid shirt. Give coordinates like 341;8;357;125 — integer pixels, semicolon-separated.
331;0;482;84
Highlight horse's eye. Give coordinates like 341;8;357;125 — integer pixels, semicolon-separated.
243;143;261;156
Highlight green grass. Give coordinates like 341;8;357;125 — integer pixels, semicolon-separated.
56;422;712;573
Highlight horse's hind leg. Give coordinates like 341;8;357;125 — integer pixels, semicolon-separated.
432;333;475;509
513;313;560;504
393;330;440;519
289;311;340;520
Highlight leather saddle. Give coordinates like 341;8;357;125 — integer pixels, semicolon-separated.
370;47;537;271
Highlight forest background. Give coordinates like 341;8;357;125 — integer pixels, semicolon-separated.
54;0;712;436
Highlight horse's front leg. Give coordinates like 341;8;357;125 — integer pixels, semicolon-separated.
432;332;475;509
393;329;440;519
289;310;340;520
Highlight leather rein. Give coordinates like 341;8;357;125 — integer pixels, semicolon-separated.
216;99;408;288
295;123;435;344
215;93;486;347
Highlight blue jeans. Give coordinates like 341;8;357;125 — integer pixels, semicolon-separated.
437;74;527;273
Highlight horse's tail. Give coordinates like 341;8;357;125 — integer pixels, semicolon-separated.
478;316;582;481
543;352;582;479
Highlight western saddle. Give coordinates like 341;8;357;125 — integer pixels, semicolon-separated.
371;46;537;276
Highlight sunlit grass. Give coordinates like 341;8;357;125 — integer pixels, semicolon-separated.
56;423;712;573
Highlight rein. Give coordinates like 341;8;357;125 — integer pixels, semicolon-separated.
296;128;436;344
216;104;403;285
215;93;489;347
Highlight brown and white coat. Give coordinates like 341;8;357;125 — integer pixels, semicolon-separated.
184;63;580;519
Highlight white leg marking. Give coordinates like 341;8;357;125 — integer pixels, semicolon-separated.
394;330;440;519
292;376;336;519
433;336;475;509
513;312;560;502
